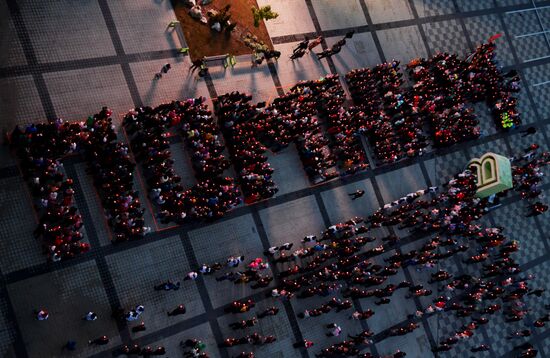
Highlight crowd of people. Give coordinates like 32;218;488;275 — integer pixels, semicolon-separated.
346;61;429;163
81;107;148;242
216;92;279;203
28;142;548;356
257;80;338;182
123;98;242;222
9;107;152;259
344;41;522;164
216;76;369;188
11;120;89;261
289;75;368;177
96;145;543;357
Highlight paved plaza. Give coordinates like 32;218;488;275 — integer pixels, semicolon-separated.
1;0;550;357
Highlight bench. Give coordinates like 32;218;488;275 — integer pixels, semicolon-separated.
203;54;236;68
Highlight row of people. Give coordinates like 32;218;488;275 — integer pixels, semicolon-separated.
123;101;241;222
82;108;147;241
11;120;88;261
216;92;279;203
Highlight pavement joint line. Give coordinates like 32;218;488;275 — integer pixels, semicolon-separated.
314;192;380;357
539;122;550;154
515;30;550;39
530;0;550;50
406;0;433;57
0;49;182;80
203;72;219;100
0;270;28;358
250;209;310;358
303;0;338;74
524;54;550;62
506;4;550;13
501;136;515;157
267;61;285;97
179;232;230;358
64;163;132;343
451;0;475;52
357;0;387;63
5;0;56;121
97;0;143;108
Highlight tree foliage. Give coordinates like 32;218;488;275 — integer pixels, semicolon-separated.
252;5;279;27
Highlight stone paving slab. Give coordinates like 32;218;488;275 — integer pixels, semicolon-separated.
524;63;550;119
265;146;311;196
366;0;414;23
0;292;16;358
377;25;428;63
273;41;332;90
377;25;428;85
219;298;295;357
129;57;209;107
291;295;365;352
470;137;512;160
358;265;411;332
169;141;198;191
44;65;134;121
542;7;550;29
189;214;272;308
7;260;121;357
0;75;47;130
325;32;381;75
455;0;495;12
0;146;16;170
209;61;277;105
522;259;550;315
312;0;367;31
107;0;180;55
0;0;26;68
259;195;326;246
19;0;116;63
513;81;538;125
471;102;499;136
514;34;550;63
256;0;316;38
106;235;205;334
422;19;471;55
147;322;221;358
412;0;456;17
497;0;532;5
376;164;426;203
375;324;432;358
0;175;44;274
491;201;546;265
504;10;543;37
74;162;112;246
320;177;379;223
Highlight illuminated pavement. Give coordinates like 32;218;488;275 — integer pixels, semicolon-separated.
1;0;550;357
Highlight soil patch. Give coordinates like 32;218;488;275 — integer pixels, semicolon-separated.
172;0;274;61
